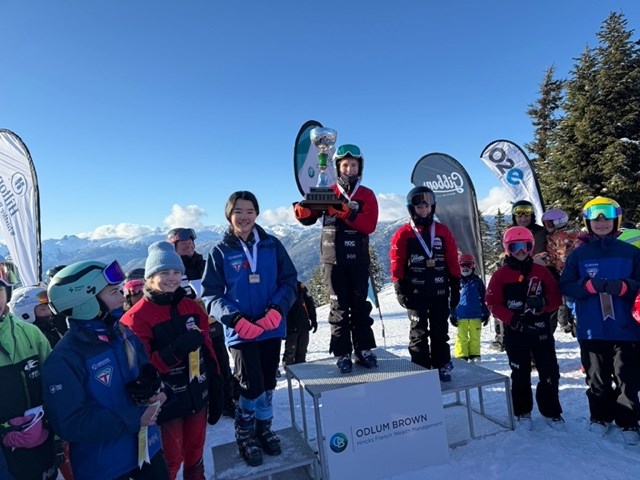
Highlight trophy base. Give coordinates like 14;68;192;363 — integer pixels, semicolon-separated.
300;187;343;211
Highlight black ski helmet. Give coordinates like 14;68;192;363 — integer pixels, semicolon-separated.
511;199;537;225
406;186;436;224
125;268;145;281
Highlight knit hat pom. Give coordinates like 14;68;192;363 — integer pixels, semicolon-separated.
145;241;185;279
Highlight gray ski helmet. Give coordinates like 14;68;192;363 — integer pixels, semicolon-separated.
125;268;145;281
48;260;125;320
406;186;436;218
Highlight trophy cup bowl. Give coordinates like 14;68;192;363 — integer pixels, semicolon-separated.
300;127;344;210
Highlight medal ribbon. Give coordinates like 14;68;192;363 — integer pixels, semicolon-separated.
411;221;435;259
239;227;260;274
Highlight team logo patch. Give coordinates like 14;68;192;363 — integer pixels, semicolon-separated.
96;366;113;386
231;260;243;272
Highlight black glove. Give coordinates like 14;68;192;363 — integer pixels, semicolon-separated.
449;315;458;327
207;373;224;426
510;315;538;335
605;279;627;296
54;436;65;469
526;296;545;309
126;363;162;404
482;315;490;326
394;281;410;309
310;317;318;334
172;330;204;358
588;277;608;293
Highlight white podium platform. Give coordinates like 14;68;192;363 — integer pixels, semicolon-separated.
286;349;514;479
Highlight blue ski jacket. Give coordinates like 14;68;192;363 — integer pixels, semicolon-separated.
202;224;297;347
559;235;640;341
42;319;162;480
455;273;490;320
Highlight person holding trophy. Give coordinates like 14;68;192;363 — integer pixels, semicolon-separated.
293;137;379;374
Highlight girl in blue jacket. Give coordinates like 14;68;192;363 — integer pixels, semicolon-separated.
42;261;170;480
202;191;297;467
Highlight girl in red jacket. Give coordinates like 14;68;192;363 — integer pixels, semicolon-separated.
485;227;564;429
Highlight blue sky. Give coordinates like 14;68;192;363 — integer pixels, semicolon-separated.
2;1;639;240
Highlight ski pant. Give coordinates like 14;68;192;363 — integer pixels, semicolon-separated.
504;328;562;418
282;329;310;366
115;451;170;480
579;339;640;428
454;318;482;359
160;407;207;480
230;338;281;400
324;263;376;356
407;296;451;370
209;321;235;407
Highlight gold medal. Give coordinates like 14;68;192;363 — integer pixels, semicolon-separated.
249;273;261;284
426;259;436;267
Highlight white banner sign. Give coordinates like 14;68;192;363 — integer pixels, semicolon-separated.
321;370;448;479
0;130;41;286
480;140;544;220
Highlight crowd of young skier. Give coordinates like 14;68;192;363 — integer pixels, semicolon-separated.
2;141;640;479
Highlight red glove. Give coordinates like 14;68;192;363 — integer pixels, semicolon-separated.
327;203;351;220
234;317;264;340
256;309;282;331
633;293;640;324
293;202;314;221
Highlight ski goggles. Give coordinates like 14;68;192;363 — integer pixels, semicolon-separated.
513;206;534;216
507;241;534;254
103;260;126;285
583;204;619;221
334;144;363;161
409;193;435;207
36;290;49;304
459;262;474;268
168;228;197;243
123;279;145;295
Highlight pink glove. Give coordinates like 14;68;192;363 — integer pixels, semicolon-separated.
256;309;283;331
2;412;49;449
234;317;264;340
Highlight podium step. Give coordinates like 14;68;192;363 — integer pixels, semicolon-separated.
211;426;316;480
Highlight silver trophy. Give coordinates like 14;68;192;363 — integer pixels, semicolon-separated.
300;127;343;210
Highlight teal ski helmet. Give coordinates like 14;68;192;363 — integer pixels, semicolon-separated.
48;260;125;320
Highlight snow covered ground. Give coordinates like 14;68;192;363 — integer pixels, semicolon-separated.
203;283;639;480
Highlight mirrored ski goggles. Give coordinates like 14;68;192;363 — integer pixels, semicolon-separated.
513;206;534;216
583;204;619;221
103;260;126;285
459;262;474;269
36;290;49;304
507;241;534;254
123;279;145;295
409;193;435;207
334;144;363;161
169;228;197;242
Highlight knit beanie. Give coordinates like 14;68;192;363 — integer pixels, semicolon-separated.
144;241;185;279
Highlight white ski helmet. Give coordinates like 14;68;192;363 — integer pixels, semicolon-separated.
9;286;49;323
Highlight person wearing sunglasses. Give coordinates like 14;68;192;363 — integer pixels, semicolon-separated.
0;279;58;480
559;196;640;444
202;191;297;467
390;186;461;382
486;226;564;429
167;227;238;420
450;254;490;363
293;144;379;374
42;261;171;480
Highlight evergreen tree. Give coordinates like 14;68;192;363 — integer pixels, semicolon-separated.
525;65;564;204
478;211;492;275
487;209;508;273
368;246;385;294
307;264;328;306
543;12;640;218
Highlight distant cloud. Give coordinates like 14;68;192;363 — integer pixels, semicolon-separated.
377;193;407;221
79;223;155;240
163;204;207;230
261;206;294;225
477;187;513;215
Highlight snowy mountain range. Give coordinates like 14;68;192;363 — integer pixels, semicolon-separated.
27;220;408;284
